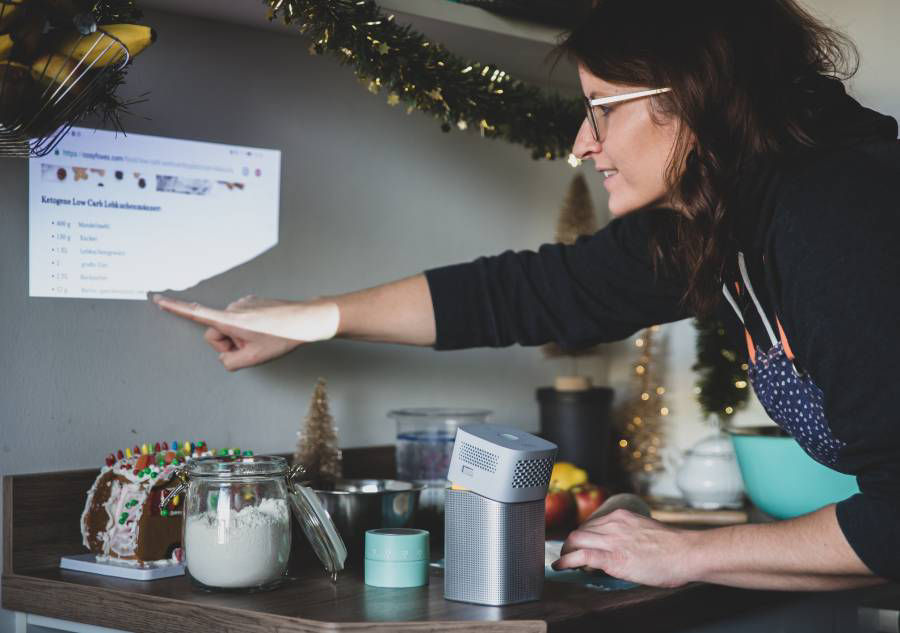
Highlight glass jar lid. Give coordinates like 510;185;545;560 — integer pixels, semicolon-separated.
288;483;348;581
186;454;287;478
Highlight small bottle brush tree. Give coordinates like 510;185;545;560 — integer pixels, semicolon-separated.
294;378;343;488
542;173;603;390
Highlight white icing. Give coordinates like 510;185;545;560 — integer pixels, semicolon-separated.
80;469;107;550
184;498;291;588
103;479;148;558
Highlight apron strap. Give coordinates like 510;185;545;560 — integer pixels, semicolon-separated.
775;317;797;362
722;283;757;364
737;252;778;347
721;252;803;374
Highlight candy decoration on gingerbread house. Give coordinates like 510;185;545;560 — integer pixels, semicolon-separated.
80;441;216;565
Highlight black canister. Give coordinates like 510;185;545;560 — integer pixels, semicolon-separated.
536;386;614;484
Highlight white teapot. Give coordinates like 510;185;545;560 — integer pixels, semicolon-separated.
673;432;745;509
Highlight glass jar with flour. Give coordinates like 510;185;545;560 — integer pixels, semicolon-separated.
165;455;347;591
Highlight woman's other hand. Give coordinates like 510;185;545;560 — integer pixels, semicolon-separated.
553;508;698;588
152;294;339;371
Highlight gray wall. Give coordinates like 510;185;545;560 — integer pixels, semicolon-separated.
0;9;609;626
1;9;605;453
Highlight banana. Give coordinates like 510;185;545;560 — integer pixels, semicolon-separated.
11;6;43;61
54;23;156;68
0;33;11;59
28;53;85;134
0;59;27;72
0;60;28;71
31;52;76;85
0;59;33;122
0;0;24;34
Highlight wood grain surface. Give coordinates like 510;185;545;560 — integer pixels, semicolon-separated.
650;507;749;526
4;564;797;633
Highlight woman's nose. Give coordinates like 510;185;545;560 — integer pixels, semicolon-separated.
571;118;601;160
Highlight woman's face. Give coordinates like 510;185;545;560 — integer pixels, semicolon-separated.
572;65;682;217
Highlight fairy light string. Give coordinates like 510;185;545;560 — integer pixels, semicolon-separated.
619;325;667;474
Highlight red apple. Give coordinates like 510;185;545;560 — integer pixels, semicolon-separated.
545;488;575;530
571;483;607;525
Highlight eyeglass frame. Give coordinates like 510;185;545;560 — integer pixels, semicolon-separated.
583;87;673;142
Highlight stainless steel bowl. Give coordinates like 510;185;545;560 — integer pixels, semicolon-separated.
314;479;424;561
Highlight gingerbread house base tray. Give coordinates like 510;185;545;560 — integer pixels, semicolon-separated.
60;553;185;580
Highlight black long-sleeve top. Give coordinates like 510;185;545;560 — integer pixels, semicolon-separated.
425;84;900;580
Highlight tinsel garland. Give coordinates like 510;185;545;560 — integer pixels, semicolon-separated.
265;0;583;160
90;0;143;24
692;318;750;426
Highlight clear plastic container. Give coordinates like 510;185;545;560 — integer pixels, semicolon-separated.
390;408;492;482
388;408;492;553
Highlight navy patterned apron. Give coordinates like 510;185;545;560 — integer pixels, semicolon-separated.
722;252;846;467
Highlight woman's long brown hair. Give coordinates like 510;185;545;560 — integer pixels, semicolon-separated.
555;0;858;316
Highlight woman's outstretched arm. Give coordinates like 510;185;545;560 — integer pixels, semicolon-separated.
153;273;436;371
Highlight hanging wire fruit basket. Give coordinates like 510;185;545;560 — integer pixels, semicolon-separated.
0;0;154;158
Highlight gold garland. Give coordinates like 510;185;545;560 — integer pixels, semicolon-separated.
266;0;583;160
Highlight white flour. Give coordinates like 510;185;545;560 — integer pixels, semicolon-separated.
185;497;291;588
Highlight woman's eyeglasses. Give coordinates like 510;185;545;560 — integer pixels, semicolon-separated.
584;87;672;142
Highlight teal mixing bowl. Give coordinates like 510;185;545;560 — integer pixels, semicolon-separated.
728;426;859;519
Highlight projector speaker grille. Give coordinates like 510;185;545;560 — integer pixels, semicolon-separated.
459;441;499;473
511;457;554;489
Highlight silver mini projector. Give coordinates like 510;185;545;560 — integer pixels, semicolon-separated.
444;424;557;606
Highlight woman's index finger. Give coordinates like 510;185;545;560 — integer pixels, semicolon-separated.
153;294;232;327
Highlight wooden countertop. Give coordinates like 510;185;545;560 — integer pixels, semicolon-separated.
1;447;889;632
4;563;800;633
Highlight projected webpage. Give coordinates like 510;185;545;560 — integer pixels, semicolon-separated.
29;127;281;300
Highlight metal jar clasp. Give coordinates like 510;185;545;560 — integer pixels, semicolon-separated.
159;466;189;510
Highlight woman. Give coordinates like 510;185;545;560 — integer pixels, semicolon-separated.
155;0;899;590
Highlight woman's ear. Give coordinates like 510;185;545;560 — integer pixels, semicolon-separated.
664;121;694;187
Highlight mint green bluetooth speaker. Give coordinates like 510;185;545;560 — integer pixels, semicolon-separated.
364;528;429;588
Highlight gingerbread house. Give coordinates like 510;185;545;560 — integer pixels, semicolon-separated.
80;441;214;565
